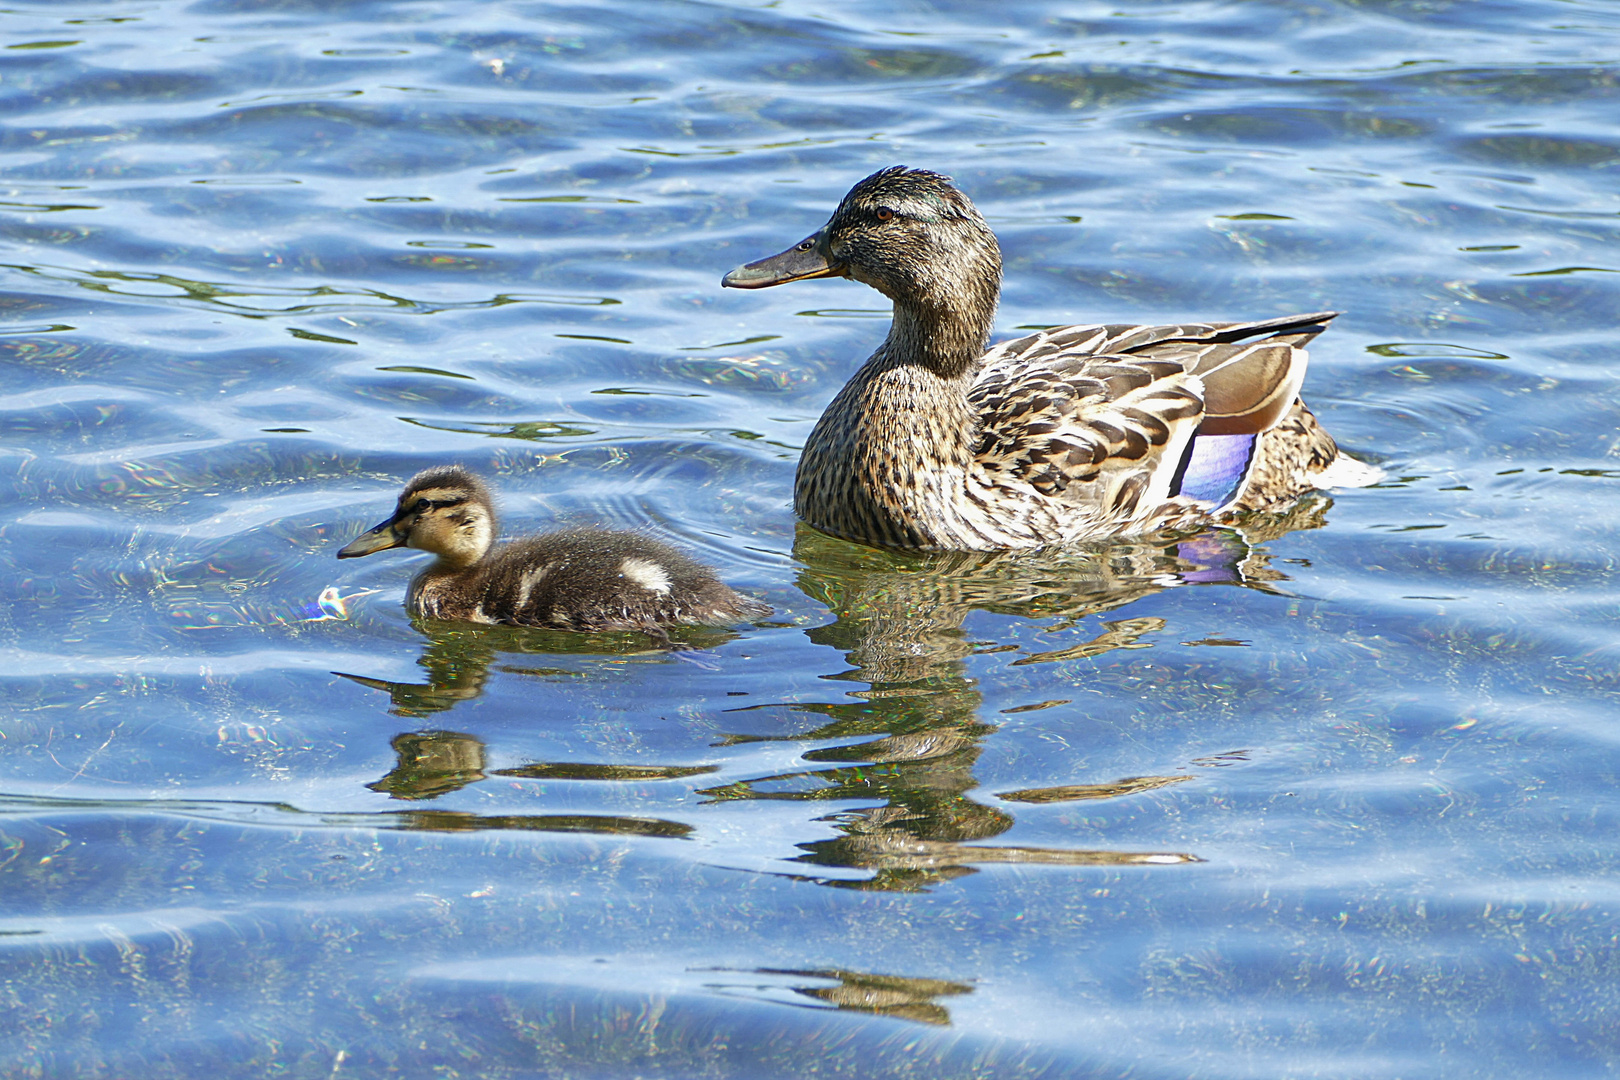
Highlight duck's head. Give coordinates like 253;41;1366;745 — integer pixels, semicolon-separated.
338;465;497;570
723;166;1002;322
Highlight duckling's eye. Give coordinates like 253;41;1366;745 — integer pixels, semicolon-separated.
412;498;431;513
875;208;894;222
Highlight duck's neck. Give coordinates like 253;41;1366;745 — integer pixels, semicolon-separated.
426;551;484;573
407;547;492;622
883;285;997;381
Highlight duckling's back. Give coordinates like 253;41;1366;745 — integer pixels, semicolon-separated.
451;528;768;632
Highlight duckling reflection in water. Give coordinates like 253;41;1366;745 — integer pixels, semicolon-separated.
337;465;769;646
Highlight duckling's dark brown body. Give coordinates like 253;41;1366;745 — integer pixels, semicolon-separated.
339;466;769;636
408;527;769;631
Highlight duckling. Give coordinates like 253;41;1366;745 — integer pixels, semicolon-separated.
337;465;769;641
723;166;1380;551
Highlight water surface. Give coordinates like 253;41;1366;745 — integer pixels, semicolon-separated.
3;0;1620;1076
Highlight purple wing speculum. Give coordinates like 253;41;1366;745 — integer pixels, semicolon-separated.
1174;433;1257;509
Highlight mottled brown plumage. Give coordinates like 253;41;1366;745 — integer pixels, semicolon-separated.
723;166;1379;551
337;465;769;640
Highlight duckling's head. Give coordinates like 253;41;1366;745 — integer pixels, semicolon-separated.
723;167;1002;371
337;465;497;570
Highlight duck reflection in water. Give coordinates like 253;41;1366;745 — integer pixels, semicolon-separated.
701;966;976;1026
343;498;1329;889
701;504;1328;890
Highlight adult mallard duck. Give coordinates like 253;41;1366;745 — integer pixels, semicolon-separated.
338;465;769;641
723;166;1379;551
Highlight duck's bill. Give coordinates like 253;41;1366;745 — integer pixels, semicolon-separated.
337;518;405;559
722;234;841;289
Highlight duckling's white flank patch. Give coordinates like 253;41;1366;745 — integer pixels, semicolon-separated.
619;557;672;595
516;564;552;608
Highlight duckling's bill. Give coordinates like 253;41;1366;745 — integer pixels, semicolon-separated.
721;231;842;289
338;516;407;558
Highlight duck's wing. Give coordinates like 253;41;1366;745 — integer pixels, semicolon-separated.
969;313;1336;520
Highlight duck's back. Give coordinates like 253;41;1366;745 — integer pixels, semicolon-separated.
477;529;767;631
966;313;1342;535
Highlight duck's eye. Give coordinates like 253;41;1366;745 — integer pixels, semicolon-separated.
875;208;894;222
796;239;814;252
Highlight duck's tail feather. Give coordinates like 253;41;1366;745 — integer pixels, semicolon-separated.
1168;313;1334;437
1203;311;1339;344
1193;342;1310;436
1312;453;1385;489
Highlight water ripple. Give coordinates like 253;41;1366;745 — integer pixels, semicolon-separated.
3;0;1620;1075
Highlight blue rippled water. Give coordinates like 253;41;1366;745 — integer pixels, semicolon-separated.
3;1;1619;1076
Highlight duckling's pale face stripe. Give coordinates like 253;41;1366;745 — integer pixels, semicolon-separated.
407;486;466;505
619;557;672;595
